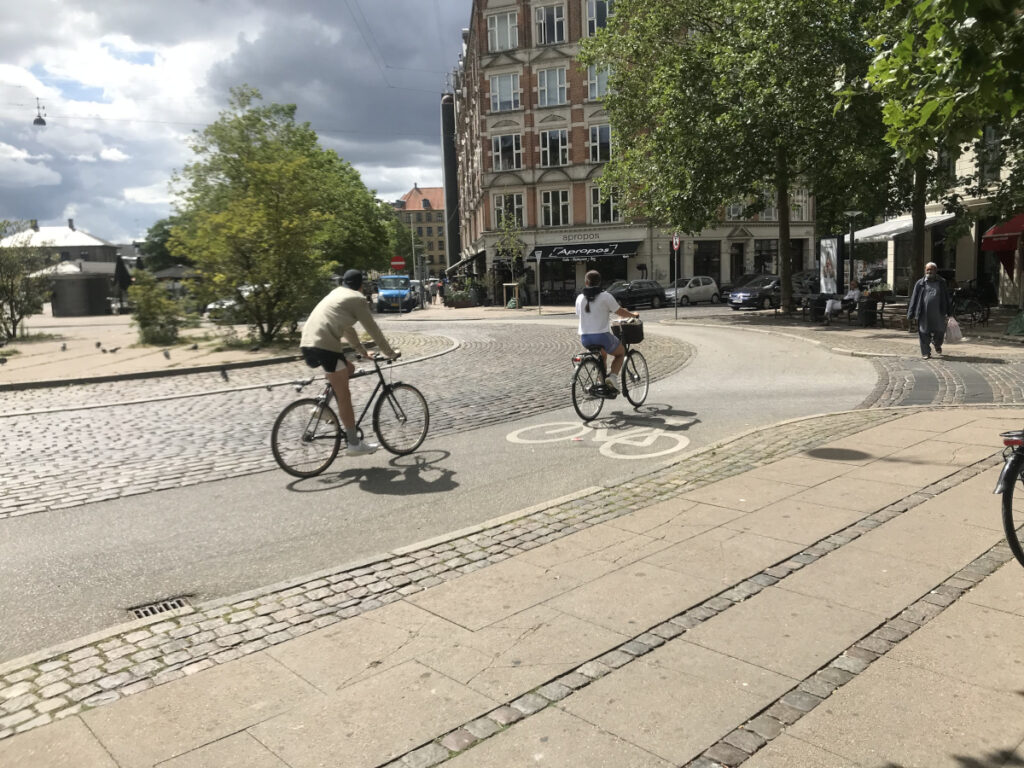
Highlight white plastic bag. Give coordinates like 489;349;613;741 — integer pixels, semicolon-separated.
946;316;963;343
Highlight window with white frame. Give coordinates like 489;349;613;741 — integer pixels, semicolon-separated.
587;0;614;35
540;129;568;167
494;192;525;228
534;4;565;45
491;134;522;171
591;187;620;223
541;189;570;226
726;201;745;220
790;188;809;221
979;124;1002;185
587;65;610;100
760;191;778;221
490;73;520;112
487;11;518;52
537;67;566;106
589;124;610;162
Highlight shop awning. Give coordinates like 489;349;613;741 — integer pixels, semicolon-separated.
445;250;484;276
844;213;955;244
982;213;1024;252
531;241;641;262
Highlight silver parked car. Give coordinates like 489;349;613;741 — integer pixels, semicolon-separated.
667;276;721;305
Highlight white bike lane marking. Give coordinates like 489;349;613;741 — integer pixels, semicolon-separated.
507;419;693;460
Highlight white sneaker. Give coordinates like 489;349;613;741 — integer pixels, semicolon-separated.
604;376;619;392
347;440;379;456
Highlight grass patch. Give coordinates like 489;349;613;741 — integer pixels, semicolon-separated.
3;331;64;344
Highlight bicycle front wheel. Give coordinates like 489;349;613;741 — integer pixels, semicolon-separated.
271;398;342;478
572;358;604;421
374;383;429;455
621;350;649;407
955;298;984;326
1002;471;1024;568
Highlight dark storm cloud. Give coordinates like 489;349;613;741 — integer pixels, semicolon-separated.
0;0;471;241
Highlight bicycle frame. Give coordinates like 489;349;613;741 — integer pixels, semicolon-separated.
297;357;399;433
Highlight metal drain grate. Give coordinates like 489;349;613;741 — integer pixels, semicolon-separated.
129;596;191;619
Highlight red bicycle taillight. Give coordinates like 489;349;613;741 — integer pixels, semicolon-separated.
572;355;583;364
1005;438;1024;447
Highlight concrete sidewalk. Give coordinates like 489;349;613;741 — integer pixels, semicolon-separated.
3;406;1023;767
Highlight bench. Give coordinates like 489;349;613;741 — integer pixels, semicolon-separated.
880;301;909;330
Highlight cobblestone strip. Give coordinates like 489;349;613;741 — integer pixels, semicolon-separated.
374;453;1005;768
0;405;971;740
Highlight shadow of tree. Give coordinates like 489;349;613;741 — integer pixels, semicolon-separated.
881;749;1024;767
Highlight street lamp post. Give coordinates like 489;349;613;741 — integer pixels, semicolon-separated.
843;210;863;294
534;250;542;315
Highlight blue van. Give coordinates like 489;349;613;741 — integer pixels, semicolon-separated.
376;275;418;313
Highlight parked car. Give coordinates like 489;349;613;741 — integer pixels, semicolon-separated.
606;279;667;309
666;276;720;305
376;275;419;313
728;275;780;310
720;273;762;294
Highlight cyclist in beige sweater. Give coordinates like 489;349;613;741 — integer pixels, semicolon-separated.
300;270;397;455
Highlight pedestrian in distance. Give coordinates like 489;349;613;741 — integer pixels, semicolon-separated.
300;269;398;456
438;279;446;307
908;262;951;359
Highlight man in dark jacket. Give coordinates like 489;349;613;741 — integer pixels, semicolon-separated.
907;262;952;359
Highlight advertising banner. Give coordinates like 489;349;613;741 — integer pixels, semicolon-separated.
820;238;838;295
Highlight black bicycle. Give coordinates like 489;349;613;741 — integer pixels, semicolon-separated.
571;319;649;421
950;281;990;327
996;430;1024;567
271;354;429;478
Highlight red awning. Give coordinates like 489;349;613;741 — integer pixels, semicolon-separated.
982;213;1024;252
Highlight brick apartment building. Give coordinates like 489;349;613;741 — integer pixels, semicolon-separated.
393;185;447;279
449;0;817;303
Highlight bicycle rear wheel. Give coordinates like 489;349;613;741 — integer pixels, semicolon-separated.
572;358;604;421
1002;471;1024;568
621;349;649;407
271;398;342;477
954;297;984;327
373;383;429;455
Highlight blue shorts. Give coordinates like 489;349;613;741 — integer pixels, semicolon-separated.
580;332;622;354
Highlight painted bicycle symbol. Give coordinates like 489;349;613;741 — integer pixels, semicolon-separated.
506;418;693;460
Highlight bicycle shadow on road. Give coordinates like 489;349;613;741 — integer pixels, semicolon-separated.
594;403;701;433
290;450;458;496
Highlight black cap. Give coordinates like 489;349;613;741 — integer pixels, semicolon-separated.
341;269;363;289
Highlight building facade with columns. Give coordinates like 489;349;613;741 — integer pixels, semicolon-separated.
449;0;817;303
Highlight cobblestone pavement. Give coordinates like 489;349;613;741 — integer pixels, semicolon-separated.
0;324;692;520
0;403;1008;745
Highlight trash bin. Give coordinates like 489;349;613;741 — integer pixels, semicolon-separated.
857;299;878;327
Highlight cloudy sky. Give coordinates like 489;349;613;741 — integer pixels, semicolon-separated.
0;0;472;243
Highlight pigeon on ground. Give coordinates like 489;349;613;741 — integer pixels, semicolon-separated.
220;368;229;381
61;343;67;351
0;357;7;365
108;347;119;353
102;348;108;354
95;341;102;348
189;343;198;350
250;345;261;352
163;349;170;359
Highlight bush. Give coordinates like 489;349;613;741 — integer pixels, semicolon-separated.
128;272;183;345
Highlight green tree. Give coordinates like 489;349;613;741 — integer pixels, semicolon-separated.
170;86;389;342
138;216;189;273
0;220;54;339
127;271;182;345
494;213;525;283
862;0;1024;272
582;0;885;309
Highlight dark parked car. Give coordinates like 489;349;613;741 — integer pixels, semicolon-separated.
606;279;667;309
720;273;763;294
791;269;821;297
728;275;780;310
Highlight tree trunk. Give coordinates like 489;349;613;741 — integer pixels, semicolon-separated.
911;157;928;282
776;151;792;313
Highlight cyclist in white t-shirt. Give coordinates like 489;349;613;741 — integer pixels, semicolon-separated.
574;269;639;393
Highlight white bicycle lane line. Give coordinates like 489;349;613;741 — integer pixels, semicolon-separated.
507;419;694;460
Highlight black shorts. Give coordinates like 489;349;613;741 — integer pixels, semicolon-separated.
300;346;350;373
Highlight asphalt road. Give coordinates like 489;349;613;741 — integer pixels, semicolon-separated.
0;316;877;662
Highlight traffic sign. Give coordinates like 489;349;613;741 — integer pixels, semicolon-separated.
390;255;406;270
672;233;680;251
